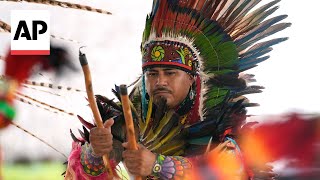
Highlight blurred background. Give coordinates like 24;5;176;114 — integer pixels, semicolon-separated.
0;0;319;179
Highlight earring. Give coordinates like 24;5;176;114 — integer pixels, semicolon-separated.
189;87;195;100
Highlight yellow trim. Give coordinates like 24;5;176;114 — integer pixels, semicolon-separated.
140;96;153;136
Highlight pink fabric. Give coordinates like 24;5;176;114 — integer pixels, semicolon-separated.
66;141;108;180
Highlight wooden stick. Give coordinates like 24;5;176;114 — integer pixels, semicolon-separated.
119;85;142;180
79;49;114;179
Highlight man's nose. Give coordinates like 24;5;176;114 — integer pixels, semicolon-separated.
156;73;168;86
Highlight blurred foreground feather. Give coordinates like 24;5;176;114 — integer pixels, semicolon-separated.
2;0;112;15
0;45;77;129
196;113;320;180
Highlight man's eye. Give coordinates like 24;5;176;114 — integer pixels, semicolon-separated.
166;71;176;75
147;73;157;77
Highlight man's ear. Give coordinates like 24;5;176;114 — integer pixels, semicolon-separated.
188;74;195;85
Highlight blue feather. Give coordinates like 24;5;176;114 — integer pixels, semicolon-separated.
235;86;264;96
239;56;270;70
250;6;280;25
141;75;147;121
219;0;241;23
242;0;281;25
232;6;280;39
247;37;288;54
188;120;217;138
240;47;272;60
237;64;258;72
238;23;291;51
226;0;252;25
151;0;160;16
233;0;262;22
235;15;288;45
188;136;212;145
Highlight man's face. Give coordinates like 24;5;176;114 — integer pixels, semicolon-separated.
145;67;194;109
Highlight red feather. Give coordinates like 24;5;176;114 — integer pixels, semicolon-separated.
0;46;74;129
241;114;320;168
5;53;49;83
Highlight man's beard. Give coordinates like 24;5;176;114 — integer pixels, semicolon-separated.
153;95;168;110
152;95;169;127
152;86;172;107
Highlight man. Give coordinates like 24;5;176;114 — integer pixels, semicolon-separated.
92;67;195;175
66;0;290;179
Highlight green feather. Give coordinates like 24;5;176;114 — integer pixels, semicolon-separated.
188;136;211;145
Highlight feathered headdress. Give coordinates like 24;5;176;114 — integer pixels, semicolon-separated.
135;0;291;157
140;0;290;123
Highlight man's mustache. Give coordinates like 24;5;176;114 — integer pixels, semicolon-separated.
152;87;172;94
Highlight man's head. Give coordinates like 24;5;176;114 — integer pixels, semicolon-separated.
144;67;194;109
141;40;199;109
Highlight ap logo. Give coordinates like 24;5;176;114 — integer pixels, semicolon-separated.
11;10;50;55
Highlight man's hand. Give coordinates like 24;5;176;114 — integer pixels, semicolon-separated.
208;140;235;156
122;143;156;176
89;118;114;156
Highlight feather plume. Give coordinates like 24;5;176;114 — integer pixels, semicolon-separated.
246;37;288;55
23;80;84;92
240;47;273;61
237;23;291;52
234;86;264;97
239;56;270;71
48;35;81;44
0;20;10;32
11;121;68;159
15;92;75;116
78;128;86;141
149;125;183;151
222;0;257;29
157;139;185;155
231;0;281;34
70;129;84;145
95;95;122;112
234;15;288;46
240;114;320;168
4;0;112;15
77;115;94;130
21;84;62;97
152;97;168;131
82;125;90;142
0;20;82;43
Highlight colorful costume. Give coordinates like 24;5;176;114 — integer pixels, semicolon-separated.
0;0;319;179
66;0;292;179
